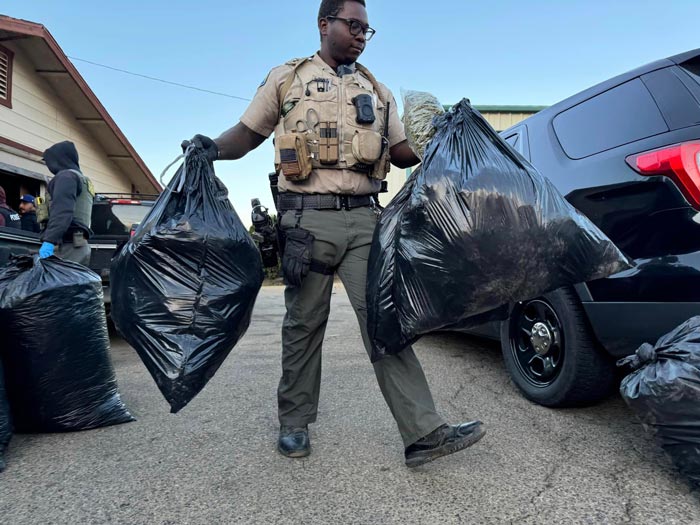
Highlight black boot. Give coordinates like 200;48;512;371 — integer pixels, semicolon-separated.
404;421;485;468
278;425;310;458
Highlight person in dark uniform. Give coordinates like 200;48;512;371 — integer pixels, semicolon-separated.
39;141;94;265
18;195;41;233
0;186;21;229
184;0;485;468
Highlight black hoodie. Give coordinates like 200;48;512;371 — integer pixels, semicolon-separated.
42;141;90;244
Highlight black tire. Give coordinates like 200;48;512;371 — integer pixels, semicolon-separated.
500;287;616;407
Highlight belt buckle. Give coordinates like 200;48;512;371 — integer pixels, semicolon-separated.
334;195;350;210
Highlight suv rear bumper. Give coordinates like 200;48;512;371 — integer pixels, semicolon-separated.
582;301;700;358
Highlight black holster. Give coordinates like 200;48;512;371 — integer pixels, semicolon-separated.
280;227;314;287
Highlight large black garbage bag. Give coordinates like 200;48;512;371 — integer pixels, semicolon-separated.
110;146;264;413
0;360;11;472
0;256;134;432
368;100;631;360
619;316;700;489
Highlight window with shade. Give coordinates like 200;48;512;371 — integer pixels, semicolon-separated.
0;44;13;109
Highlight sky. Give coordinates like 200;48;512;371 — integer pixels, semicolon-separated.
2;0;700;225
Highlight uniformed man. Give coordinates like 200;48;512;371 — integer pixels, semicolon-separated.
185;0;485;468
38;141;94;265
0;186;21;230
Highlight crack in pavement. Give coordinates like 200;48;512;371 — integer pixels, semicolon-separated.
448;383;467;412
609;461;635;523
510;436;642;524
508;435;575;524
448;363;513;400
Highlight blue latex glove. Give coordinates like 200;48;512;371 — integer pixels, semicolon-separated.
39;242;55;258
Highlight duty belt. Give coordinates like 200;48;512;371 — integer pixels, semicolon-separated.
277;193;374;212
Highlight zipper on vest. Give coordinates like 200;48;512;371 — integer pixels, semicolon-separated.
339;75;345;164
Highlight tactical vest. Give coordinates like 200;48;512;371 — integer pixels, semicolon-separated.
274;57;391;182
0;205;21;229
38;169;95;229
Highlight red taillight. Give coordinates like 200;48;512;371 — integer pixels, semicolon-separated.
110;199;141;205
627;141;700;209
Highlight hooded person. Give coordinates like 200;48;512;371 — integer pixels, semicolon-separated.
40;141;94;265
0;186;21;229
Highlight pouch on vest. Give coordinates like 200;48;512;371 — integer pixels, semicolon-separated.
369;143;391;181
352;131;383;165
318;122;339;165
281;227;314;287
278;133;312;182
36;196;50;225
71;230;88;247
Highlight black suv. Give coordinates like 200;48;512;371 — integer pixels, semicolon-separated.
90;194;157;305
0;194;157;305
467;48;700;407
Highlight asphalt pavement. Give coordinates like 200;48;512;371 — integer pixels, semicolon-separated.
1;284;698;524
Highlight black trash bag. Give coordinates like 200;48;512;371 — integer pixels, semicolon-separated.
110;146;264;413
0;360;11;472
618;316;700;490
0;255;134;432
367;100;631;360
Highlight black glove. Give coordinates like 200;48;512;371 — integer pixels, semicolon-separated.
181;134;219;162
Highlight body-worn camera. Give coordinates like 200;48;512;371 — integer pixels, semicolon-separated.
353;94;376;124
251;198;279;268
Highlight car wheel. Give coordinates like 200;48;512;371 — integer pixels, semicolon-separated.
500;287;616;407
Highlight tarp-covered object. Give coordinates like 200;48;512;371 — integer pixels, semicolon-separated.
368;100;631;360
0;360;11;472
110;147;264;413
0;256;134;432
619;316;700;489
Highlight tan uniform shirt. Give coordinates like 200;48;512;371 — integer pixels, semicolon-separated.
241;53;406;195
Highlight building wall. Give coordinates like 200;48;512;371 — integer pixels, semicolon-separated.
481;111;538;133
0;41;132;193
382;109;538;204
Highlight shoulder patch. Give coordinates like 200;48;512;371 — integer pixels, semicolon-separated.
259;71;271;88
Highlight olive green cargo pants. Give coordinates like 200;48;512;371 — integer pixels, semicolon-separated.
277;206;445;447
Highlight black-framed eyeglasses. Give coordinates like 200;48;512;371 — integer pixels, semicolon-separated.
326;16;376;41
